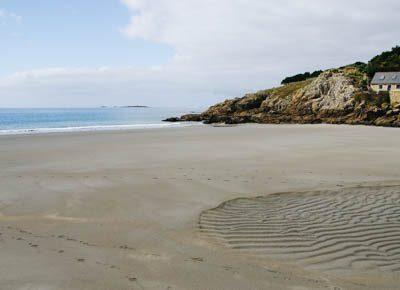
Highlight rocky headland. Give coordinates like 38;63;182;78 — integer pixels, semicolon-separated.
165;47;400;127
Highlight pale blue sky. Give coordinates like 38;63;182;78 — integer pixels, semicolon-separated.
0;0;173;75
0;0;399;107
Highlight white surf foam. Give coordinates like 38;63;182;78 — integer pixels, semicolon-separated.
0;122;201;136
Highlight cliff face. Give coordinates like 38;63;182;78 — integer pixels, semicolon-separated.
175;69;400;127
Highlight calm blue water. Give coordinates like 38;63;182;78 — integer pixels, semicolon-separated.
0;107;201;134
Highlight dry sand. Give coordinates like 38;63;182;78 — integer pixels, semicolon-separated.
0;124;400;289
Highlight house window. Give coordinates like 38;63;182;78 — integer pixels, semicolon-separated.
388;85;392;91
379;85;383;89
397;85;400;89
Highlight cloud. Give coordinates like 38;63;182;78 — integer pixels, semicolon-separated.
0;66;243;107
0;9;22;23
120;0;400;72
1;0;400;107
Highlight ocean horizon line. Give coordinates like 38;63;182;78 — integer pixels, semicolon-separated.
0;107;203;136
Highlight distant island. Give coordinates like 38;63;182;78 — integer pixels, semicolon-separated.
100;105;149;108
165;46;400;127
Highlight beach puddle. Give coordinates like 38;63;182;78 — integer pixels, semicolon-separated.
200;186;400;272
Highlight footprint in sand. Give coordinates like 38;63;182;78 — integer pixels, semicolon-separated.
189;257;204;262
119;245;135;250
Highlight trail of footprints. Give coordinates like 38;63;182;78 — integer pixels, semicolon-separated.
0;225;226;288
0;225;145;286
200;186;400;272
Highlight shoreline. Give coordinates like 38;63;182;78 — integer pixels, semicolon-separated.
3;100;400;138
1;121;399;138
0;121;202;136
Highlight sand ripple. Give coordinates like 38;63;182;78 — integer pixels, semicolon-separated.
199;186;400;272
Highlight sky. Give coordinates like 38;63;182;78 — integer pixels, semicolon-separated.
0;0;399;108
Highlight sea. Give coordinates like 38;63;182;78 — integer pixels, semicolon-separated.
0;107;202;135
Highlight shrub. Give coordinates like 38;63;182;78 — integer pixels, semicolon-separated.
353;91;390;107
360;79;368;90
281;70;322;85
344;68;368;89
269;79;314;100
341;62;367;72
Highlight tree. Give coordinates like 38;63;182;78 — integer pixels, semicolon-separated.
281;70;322;85
365;46;400;78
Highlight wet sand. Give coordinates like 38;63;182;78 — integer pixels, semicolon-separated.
1;124;400;289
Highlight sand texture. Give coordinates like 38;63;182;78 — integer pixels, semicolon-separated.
200;186;400;272
1;124;400;289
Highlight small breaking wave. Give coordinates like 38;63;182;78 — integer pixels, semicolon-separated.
0;122;201;136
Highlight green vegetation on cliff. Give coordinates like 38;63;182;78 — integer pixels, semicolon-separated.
281;70;322;85
365;46;400;78
267;79;315;99
353;91;390;107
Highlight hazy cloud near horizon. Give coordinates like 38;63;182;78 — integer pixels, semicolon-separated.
1;0;400;107
0;8;22;23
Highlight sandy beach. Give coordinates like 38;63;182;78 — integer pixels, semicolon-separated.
1;124;400;290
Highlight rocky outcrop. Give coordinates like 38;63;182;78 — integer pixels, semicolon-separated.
292;71;355;117
166;69;400;127
163;113;202;122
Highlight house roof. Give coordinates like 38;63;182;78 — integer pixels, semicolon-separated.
371;72;400;85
